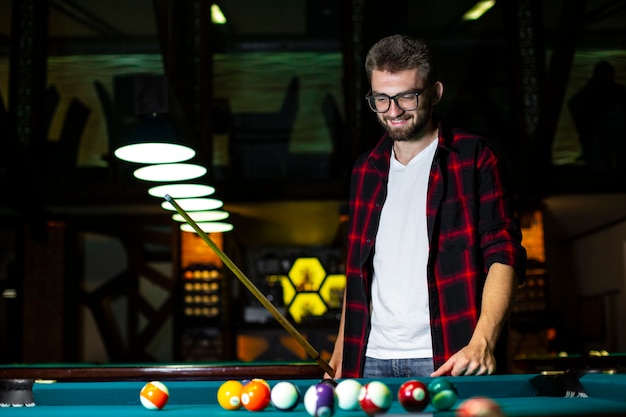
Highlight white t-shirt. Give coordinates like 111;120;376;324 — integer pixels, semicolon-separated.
366;138;438;359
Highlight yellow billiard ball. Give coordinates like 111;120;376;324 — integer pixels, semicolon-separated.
217;380;244;410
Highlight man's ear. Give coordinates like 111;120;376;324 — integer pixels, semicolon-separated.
431;81;444;105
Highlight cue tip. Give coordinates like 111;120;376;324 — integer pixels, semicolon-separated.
164;194;173;202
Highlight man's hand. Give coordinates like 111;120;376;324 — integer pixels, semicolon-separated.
431;263;517;377
430;339;496;377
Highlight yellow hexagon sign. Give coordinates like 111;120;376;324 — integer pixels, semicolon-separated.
288;257;327;292
319;274;346;309
288;292;327;323
271;275;296;306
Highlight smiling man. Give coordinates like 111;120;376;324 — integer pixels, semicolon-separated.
325;34;527;379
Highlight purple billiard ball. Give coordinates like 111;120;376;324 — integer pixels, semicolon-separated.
304;383;338;417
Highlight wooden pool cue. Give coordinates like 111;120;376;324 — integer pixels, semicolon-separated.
164;194;335;378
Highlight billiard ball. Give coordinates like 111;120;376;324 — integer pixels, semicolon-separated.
271;381;301;411
428;377;458;411
140;381;169;410
252;378;271;390
358;381;392;416
319;378;338;389
217;380;244;410
398;380;429;412
334;379;362;410
241;379;271;411
303;383;338;417
456;396;505;417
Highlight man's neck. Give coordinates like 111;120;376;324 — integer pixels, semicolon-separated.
393;129;438;165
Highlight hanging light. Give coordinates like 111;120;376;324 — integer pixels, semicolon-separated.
211;4;227;24
114;113;195;164
161;198;223;212
462;0;496;21
180;222;234;233
133;163;207;182
148;184;215;199
172;210;229;222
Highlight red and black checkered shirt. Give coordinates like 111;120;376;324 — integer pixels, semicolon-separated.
341;120;527;377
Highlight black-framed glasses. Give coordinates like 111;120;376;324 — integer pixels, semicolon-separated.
365;89;426;113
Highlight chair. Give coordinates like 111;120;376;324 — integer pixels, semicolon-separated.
46;97;90;180
93;80;138;179
229;76;300;180
321;92;347;178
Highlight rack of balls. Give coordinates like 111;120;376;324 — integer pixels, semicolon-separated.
214;377;501;416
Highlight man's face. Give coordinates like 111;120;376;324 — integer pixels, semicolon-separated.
370;69;437;142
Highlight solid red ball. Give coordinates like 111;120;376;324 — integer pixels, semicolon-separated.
456;396;505;417
398;380;429;412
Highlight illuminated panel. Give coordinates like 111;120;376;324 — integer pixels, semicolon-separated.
268;275;295;305
288;293;327;323
319;274;345;309
288;257;327;292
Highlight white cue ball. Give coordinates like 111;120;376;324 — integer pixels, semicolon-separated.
335;379;362;410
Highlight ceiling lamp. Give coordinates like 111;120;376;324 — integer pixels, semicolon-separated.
148;184;215;199
133;163;207;182
114;113;195;164
180;222;233;233
161;198;223;212
462;0;496;21
211;4;227;24
172;210;229;222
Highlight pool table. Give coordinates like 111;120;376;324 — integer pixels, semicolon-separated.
514;352;626;373
0;361;324;382
1;370;626;416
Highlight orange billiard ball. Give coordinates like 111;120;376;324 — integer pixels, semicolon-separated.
241;379;271;411
217;380;244;410
140;381;169;410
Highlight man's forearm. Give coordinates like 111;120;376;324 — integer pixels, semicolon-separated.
470;262;518;349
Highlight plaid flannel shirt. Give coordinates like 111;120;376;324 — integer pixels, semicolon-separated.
341;120;527;377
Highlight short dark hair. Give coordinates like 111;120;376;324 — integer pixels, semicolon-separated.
365;34;436;85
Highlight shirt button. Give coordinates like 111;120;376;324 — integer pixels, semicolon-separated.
366;239;371;243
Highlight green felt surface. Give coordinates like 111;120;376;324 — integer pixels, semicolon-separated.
0;373;624;416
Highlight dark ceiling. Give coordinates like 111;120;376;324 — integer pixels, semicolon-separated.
1;1;625;247
1;0;625;55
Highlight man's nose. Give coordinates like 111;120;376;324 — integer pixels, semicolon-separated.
386;99;404;117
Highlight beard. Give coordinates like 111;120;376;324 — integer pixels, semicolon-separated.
377;106;432;142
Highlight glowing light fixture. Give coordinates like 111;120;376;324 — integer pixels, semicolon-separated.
148;184;215;198
114;113;195;164
211;4;227;24
172;210;229;222
161;198;223;212
2;288;17;299
133;163;207;182
462;0;496;21
180;222;233;233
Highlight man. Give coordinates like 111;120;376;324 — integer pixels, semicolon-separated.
325;34;526;379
